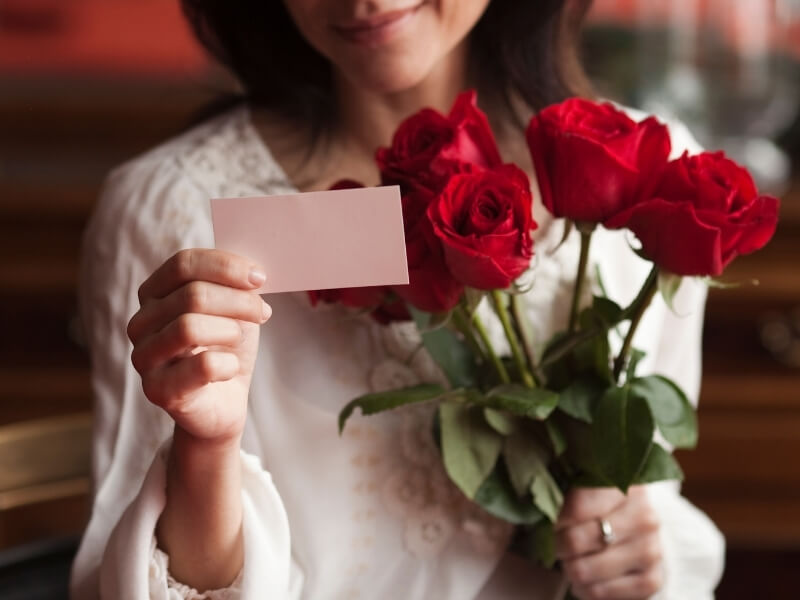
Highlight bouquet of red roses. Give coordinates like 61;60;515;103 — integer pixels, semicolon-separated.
315;91;779;566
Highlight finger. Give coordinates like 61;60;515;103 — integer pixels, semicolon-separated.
128;281;271;344
142;350;240;408
138;249;266;303
562;531;662;587
556;488;657;559
570;566;664;600
556;486;627;530
131;314;243;373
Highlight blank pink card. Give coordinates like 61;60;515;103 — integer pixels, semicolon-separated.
210;185;409;294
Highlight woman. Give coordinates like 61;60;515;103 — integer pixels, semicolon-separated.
70;1;725;598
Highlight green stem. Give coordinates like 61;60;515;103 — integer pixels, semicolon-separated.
510;294;543;386
452;307;487;364
471;309;510;384
541;264;660;372
613;266;659;381
491;291;534;388
568;228;594;333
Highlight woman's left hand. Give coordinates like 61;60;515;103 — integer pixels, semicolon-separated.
555;485;664;600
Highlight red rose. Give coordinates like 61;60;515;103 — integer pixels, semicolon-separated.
606;151;779;276
392;186;464;312
427;165;536;290
376;90;503;191
526;98;671;223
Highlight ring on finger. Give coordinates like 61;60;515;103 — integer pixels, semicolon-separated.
599;518;616;546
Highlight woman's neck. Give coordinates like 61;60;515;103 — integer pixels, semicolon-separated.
331;38;471;167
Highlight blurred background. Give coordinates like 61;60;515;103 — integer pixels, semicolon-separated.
0;0;798;598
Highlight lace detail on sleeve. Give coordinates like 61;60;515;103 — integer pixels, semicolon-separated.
149;538;243;600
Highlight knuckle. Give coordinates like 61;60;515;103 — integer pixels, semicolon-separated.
126;314;139;343
219;254;238;279
640;568;664;595
566;559;592;586
641;508;661;532
194;351;218;381
584;583;606;600
562;528;584;557
642;536;663;565
130;347;144;373
183;281;207;313
141;376;163;406
174;313;197;344
571;494;594;521
136;281;147;303
173;249;194;281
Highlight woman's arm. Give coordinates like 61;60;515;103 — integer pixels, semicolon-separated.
127;248;270;590
71;155;294;599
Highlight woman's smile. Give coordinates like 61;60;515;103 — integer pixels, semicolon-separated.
332;2;427;47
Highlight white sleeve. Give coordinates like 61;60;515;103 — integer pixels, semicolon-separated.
644;279;725;600
644;112;726;598
69;155;292;599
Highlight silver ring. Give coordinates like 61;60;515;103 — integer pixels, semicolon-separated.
599;518;616;546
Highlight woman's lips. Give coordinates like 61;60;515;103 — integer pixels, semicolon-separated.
333;3;424;46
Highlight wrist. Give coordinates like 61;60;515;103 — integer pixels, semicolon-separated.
169;425;242;491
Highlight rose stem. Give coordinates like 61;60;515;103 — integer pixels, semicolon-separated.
452;306;488;364
491;291;535;388
470;309;511;384
509;293;544;386
568;226;595;333
612;265;659;381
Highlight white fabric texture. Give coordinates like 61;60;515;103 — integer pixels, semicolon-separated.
70;104;725;600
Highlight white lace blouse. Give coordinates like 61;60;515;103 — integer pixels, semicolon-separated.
70;104;725;600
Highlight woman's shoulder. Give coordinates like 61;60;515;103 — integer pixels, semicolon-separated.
86;104;296;249
103;104;293;204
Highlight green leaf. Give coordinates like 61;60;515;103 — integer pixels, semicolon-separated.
558;377;606;423
338;383;446;434
440;402;503;499
503;430;549;498
576;309;613;383
510;521;558;568
483;407;518;436
544;420;567;456
631;375;698;449
502;429;564;522
625;348;646;381
473;464;544;525
592;296;624;326
658;271;684;312
634;443;684;484
591;385;654;492
483;384;559;420
530;469;564;523
409;305;476;388
531;521;557;568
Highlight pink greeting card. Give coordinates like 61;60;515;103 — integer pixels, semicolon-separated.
210;185;409;294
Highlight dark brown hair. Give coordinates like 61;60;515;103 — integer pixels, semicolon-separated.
181;0;593;135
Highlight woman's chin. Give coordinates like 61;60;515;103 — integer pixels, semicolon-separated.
340;55;439;95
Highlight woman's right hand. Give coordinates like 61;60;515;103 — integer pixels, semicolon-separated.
127;248;271;444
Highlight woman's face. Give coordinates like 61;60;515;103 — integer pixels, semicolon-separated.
283;0;491;93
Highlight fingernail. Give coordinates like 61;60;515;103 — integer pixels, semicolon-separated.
261;301;272;322
249;268;266;287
